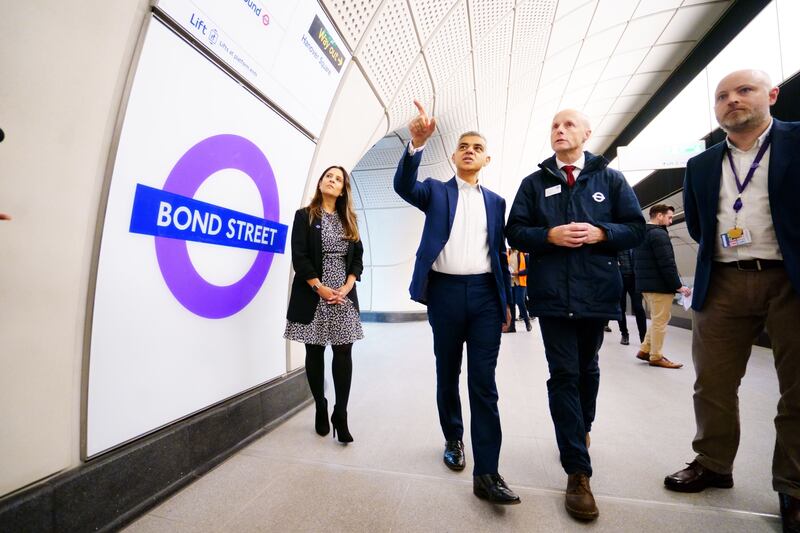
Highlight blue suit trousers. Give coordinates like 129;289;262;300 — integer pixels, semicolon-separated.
426;272;503;476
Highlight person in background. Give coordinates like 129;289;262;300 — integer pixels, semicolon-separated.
665;69;800;533
285;165;364;444
633;204;691;368
0;214;11;220
615;248;646;345
506;248;532;332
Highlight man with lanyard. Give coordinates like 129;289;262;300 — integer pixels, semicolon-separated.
665;70;800;533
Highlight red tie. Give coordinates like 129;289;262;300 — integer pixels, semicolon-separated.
563;165;576;188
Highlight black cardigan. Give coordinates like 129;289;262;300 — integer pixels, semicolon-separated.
286;208;363;324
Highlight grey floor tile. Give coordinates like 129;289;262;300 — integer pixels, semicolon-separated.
124;514;203;533
125;321;786;532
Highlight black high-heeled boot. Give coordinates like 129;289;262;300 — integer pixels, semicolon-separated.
330;408;353;443
315;399;330;436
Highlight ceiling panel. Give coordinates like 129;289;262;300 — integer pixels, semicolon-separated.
423;1;471;88
409;0;460;44
615;10;674;53
587;0;638;36
322;0;737;208
657;2;731;45
357;0;420;101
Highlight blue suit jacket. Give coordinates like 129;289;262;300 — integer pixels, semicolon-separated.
683;118;800;310
393;149;512;320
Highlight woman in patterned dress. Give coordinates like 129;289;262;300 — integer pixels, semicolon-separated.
285;165;364;443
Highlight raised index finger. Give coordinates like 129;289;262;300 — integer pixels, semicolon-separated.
413;99;428;118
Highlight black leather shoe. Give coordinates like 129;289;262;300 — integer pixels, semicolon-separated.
525;321;532;332
621;334;629;345
443;440;465;471
664;460;733;493
780;493;800;533
473;473;521;505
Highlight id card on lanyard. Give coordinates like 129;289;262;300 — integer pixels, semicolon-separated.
719;134;770;249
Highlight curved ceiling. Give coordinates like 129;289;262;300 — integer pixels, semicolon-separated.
322;0;734;201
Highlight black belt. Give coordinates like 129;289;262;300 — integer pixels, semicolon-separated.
716;259;784;271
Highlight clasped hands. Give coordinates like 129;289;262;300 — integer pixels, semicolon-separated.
316;283;353;305
547;222;606;248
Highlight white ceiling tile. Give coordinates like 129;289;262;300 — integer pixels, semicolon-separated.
470;0;515;44
424;1;471;87
387;58;434;132
357;0;420;101
608;93;650;114
591;75;631;99
585;134;614;153
575;25;625;66
561;84;594;109
510;0;557;83
323;0;383;50
535;72;571;105
621;70;670;95
594;111;637;136
546;1;595;57
540;41;582;85
615;10;674;53
409;0;460;44
638;41;696;72
583;96;616;118
554;0;595;21
656;2;730;45
601;47;649;80
587;0;638;36
569;59;608;89
634;0;682;18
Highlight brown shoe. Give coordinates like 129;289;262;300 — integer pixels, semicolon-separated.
664;460;733;492
636;350;649;361
565;473;599;521
649;356;683;369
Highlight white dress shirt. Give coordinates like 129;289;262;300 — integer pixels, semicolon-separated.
556;154;586;181
408;142;492;274
714;120;783;262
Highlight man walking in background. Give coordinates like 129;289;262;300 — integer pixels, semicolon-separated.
634;204;692;369
506;248;532;332
616;248;646;345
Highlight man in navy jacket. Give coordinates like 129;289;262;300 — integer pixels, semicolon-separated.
665;69;800;533
394;101;517;505
506;109;644;521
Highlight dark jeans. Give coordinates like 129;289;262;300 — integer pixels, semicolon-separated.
619;274;646;342
427;272;503;476
509;285;530;326
538;317;604;476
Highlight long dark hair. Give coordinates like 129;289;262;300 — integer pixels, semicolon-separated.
306;165;359;241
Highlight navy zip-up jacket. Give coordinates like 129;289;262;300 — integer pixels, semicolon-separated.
506;152;645;319
634;224;682;294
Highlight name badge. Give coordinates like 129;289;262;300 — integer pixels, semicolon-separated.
720;227;752;248
545;185;561;197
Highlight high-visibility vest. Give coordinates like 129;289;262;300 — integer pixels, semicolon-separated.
508;250;527;287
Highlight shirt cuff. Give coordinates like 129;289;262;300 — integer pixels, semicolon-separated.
407;141;425;156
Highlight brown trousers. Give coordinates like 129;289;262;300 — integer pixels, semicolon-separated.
692;264;800;497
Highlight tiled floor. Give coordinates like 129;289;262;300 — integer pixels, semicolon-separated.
125;319;783;532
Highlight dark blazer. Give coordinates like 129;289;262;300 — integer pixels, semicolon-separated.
286;208;363;324
393;149;512;321
634;224;682;294
683;118;800;310
506;152;645;319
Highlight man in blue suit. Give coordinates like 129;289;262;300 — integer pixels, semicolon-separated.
664;70;800;533
394;101;518;505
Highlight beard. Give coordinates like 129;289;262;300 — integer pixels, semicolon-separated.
718;106;768;133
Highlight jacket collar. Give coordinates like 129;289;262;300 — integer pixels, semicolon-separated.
539;151;608;177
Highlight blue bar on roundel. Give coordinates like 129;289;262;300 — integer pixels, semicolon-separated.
128;183;288;254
